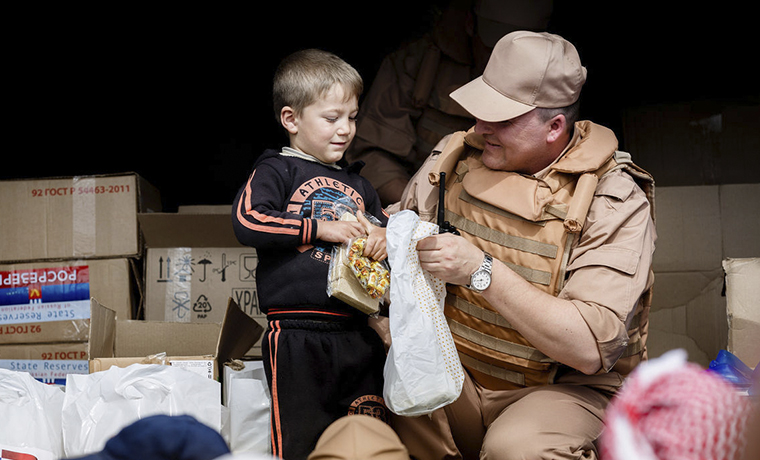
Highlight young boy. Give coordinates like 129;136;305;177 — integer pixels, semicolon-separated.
231;49;390;460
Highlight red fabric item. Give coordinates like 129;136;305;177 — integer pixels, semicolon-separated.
600;350;754;460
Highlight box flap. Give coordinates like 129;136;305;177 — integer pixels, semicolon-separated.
216;298;264;366
88;297;117;359
138;213;242;248
115;320;221;357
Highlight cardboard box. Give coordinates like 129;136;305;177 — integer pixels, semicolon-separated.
139;212;265;355
0;298;116;384
115;320;221;357
723;258;760;367
0;258;137;331
0;445;56;460
90;298;263;381
0;173;161;263
647;184;760;367
0;292;116;345
90;319;223;379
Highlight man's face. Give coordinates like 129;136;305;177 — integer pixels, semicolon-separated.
474;109;558;174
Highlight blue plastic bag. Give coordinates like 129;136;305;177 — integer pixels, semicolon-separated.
707;350;755;390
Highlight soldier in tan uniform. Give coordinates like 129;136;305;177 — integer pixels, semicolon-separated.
389;31;657;460
345;0;554;206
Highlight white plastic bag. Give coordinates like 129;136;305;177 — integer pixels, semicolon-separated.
225;360;271;455
61;363;222;457
383;210;464;416
0;369;65;459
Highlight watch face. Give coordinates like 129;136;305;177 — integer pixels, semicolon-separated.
471;270;491;291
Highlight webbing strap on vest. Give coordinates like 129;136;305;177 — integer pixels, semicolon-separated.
446;225;552;286
447;294;512;329
458;188;548;226
458;353;526;386
445;211;558;258
447;319;555;363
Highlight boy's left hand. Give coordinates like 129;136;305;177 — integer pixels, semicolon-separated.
357;212;387;262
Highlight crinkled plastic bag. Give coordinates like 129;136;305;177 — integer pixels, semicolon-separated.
0;369;65;459
383;210;464;416
708;349;756;391
326;206;389;315
61;363;222;458
346;236;391;300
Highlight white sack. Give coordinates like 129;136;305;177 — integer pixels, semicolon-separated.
0;369;65;459
229;378;270;454
383;210;464;416
62;363;222;458
226;360;271;455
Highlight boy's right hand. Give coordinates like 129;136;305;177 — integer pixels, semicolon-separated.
316;220;365;244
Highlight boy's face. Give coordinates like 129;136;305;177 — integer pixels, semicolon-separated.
287;84;358;164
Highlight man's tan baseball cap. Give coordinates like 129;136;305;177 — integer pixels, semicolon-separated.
307;415;409;460
450;30;587;122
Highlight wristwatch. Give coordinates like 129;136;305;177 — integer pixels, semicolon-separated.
467;252;493;293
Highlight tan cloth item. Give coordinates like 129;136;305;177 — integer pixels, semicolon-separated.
308;415;409;460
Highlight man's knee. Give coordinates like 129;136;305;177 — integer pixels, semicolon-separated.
482;435;596;460
481;420;541;460
481;417;598;460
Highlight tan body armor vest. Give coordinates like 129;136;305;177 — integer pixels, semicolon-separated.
429;123;655;390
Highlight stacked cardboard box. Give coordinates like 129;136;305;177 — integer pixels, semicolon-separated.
722;257;760;367
0;298;116;384
91;298;263;382
139;209;265;356
648;183;760;368
0;173;162;263
0;258;136;326
0;173;161;383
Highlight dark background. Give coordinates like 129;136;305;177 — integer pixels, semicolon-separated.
5;2;758;211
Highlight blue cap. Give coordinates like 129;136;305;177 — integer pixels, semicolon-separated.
66;414;230;460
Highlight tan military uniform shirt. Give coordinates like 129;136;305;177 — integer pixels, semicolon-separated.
393;124;657;390
346;31;477;193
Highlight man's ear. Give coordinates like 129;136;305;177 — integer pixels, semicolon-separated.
280;106;298;134
546;114;567;144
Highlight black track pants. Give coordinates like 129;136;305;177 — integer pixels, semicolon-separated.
262;318;389;460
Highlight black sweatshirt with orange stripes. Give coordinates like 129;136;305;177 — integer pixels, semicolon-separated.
232;149;389;319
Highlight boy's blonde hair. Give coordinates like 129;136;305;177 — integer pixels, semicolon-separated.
273;49;363;120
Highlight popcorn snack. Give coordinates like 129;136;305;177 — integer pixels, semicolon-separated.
326;212;384;316
348;238;390;299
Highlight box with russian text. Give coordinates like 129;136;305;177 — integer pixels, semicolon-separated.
0;259;136;338
0;173;161;263
0;298;116;385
